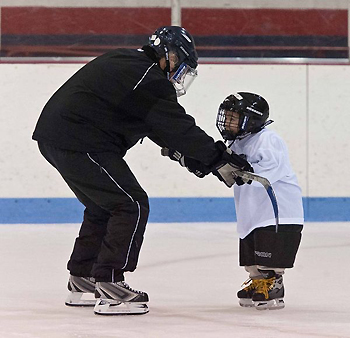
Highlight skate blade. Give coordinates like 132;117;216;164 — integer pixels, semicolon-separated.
65;292;96;307
239;299;254;308
254;298;285;310
94;299;149;315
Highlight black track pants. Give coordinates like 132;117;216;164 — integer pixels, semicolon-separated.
38;142;149;282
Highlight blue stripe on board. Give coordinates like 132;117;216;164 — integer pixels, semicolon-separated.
0;197;349;224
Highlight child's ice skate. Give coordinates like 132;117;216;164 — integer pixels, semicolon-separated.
94;281;149;315
252;270;285;310
65;275;96;307
237;278;259;307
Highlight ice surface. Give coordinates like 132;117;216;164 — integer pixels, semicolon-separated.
0;222;349;338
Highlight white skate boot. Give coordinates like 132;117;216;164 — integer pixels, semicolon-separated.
94;281;149;315
65;275;96;307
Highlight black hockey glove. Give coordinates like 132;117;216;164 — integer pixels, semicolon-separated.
161;148;211;178
234;154;252;186
211;141;254;188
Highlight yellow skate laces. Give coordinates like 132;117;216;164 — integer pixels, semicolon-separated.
254;277;275;299
240;278;259;292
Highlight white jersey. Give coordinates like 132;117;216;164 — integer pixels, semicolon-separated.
230;128;304;239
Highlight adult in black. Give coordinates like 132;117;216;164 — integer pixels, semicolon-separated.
32;26;252;315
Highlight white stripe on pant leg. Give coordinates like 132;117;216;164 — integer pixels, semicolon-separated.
87;153;141;270
122;200;141;270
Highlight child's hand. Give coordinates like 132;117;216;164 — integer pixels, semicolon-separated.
210;141;253;187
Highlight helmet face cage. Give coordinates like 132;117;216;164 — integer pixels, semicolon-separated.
148;26;198;96
169;62;198;96
216;92;270;141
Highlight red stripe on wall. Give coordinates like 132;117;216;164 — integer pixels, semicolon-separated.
2;7;347;36
182;8;347;36
1;7;170;35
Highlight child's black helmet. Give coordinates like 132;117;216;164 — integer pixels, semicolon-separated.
216;92;272;141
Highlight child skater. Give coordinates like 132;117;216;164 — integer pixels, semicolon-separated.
216;92;304;310
162;92;303;310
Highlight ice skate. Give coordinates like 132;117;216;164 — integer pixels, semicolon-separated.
252;270;285;310
94;281;149;315
65;275;96;307
237;278;259;307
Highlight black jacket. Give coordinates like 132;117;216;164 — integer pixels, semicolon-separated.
32;47;220;165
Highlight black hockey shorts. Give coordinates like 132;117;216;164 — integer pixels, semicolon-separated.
239;224;303;268
38;142;149;282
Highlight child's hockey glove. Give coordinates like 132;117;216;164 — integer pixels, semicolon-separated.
211;141;253;187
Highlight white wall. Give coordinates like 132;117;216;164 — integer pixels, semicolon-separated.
1;63;349;198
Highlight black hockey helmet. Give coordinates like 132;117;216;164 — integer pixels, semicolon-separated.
148;26;198;96
216;92;272;141
148;26;198;70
